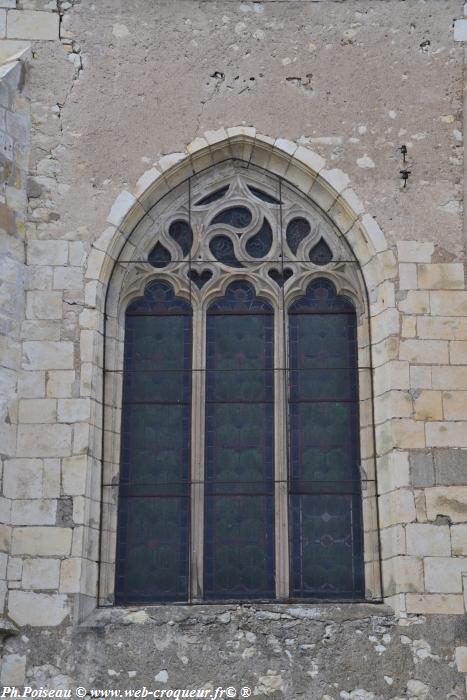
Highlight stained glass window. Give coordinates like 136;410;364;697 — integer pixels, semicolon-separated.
115;281;192;603
113;169;371;605
204;282;275;599
288;279;364;599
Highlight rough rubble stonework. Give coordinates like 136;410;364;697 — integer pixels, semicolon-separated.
1;0;467;697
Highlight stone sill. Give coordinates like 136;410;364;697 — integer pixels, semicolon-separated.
81;602;393;629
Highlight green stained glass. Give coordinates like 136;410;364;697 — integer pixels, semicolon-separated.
205;282;274;599
116;281;191;603
204;496;274;598
116;496;188;601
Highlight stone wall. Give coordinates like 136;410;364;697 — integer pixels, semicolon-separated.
0;0;467;696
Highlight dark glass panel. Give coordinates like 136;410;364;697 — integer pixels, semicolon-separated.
245;218;273;258
268;267;293;287
290;495;363;598
211;206;252;229
188;268;213;289
115;495;189;603
127;280;192;316
116;281;191;603
168;220;193;258
204;495;275;600
289;278;354;314
209;235;243;268
309;238;333;265
288;277;363;598
148;242;171;268
205;282;274;599
286;217;311;255
195;186;229;206
208;280;271;314
247;185;281;204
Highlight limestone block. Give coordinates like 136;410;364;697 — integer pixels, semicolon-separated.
62;454;87;496
22;557;60;589
41;458;59;498
451;525;467;555
379;489;416;528
0;654;26;686
406;593;465;615
371;307;399;345
27;240;68;266
380;524;406;558
417;263;465;290
17;424;72;457
0;524;11;552
8;590;69;626
401;317;416;338
53;266;83;290
406;523;451;557
411;362;433;390
58;398;90;423
374;362;410;395
432;367;467;390
46;370;76;398
11;526;72;555
60;557;81;593
425;557;467;593
410;451;435;488
17;370;45;398
0;551;7;578
396;241;434;263
3;458;43;498
425;486;467;522
18;398;56;423
454;18;467;41
6;109;29;142
377;418;425;452
455;647;467;673
442;391;467;421
7;556;22;581
398;291;430;315
21;320;61;341
382;555;423;594
450;341;467;365
430;291;467;317
418;316;467;340
69;241;86;267
22;341;74;371
413;391;443;421
432;449;466;488
374;390;412;424
400;339;448;365
399;263;417;290
0;497;12;523
294;145;325;174
377;451;410;494
0;2;17;8
426;422;467;448
11;498;56;525
7;10;59;40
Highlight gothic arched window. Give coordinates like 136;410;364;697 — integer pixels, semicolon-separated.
104;163;377;604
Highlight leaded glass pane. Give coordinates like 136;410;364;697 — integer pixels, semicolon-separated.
288;279;364;599
204;281;275;599
115;281;192;603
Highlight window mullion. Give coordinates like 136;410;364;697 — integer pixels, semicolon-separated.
275;300;289;600
190;303;205;602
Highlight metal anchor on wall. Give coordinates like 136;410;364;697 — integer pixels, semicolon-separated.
399;144;411;188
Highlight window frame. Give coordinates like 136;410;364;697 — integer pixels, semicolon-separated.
99;162;382;606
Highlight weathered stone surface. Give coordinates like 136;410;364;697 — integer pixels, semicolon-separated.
22;557;60;589
425;486;467;522
8;590;69;626
410;451;435;488
433;448;467;485
11;526;72;555
22;341;74;370
406;523;451;557
6;9;59;40
0;653;26;686
17;424;72;457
